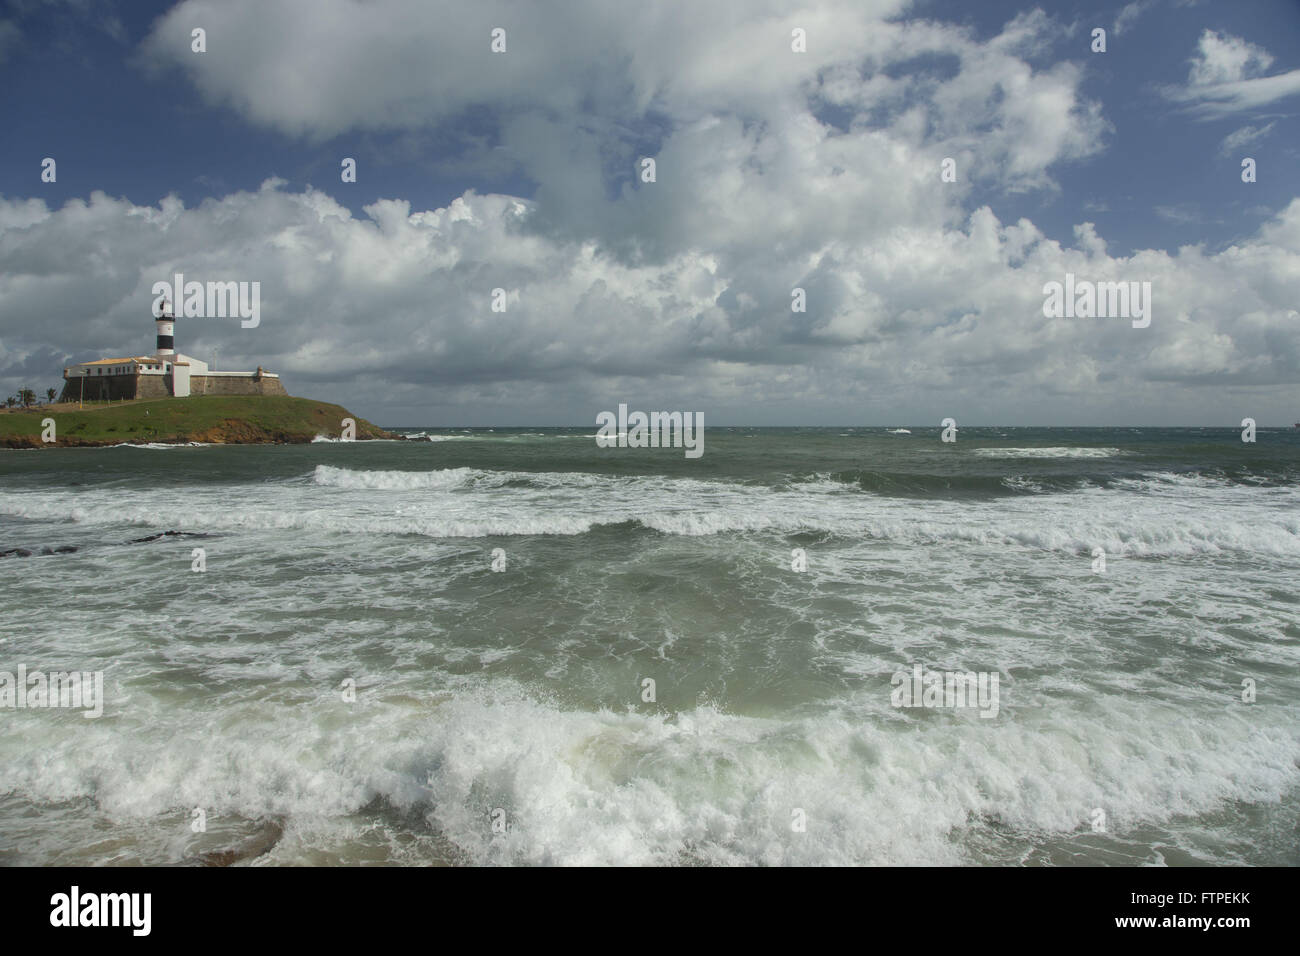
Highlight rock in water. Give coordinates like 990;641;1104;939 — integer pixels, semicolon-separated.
190;818;285;867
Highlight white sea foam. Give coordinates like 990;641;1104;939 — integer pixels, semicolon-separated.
0;676;1294;866
3;450;1299;865
973;446;1121;459
1001;475;1045;493
4;464;1299;557
310;437;406;444
314;464;480;490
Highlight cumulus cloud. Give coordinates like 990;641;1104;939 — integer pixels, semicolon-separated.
1167;30;1300;117
2;181;1298;423
1187;31;1274;87
2;1;1297;425
138;0;1109;206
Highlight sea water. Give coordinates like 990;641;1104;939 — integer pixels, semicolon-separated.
1;426;1297;865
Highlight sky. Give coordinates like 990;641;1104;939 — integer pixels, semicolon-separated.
0;0;1298;426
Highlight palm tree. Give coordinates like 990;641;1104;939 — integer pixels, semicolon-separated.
18;388;35;408
4;396;15;409
46;388;56;404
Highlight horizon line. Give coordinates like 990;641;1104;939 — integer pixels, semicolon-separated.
378;422;1300;429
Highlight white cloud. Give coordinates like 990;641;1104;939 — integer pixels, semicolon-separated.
2;182;1298;424
138;0;1110;203
1;2;1295;424
1154;204;1200;224
1167;30;1300;117
1188;30;1273;87
1112;1;1152;37
1219;121;1276;156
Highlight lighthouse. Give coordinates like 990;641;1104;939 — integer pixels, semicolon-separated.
57;296;286;402
155;299;175;360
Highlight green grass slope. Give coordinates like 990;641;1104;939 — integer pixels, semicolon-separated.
0;395;397;447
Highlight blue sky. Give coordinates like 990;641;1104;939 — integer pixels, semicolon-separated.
1;0;1298;424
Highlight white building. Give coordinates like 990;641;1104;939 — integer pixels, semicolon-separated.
60;302;283;402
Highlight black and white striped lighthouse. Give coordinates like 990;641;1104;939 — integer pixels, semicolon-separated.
155;300;175;360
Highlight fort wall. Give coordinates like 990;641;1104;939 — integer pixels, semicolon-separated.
59;371;287;403
189;373;288;397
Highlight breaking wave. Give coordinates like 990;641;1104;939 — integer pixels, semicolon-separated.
972;446;1122;459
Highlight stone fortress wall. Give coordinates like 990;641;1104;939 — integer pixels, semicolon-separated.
60;370;287;403
190;373;288;397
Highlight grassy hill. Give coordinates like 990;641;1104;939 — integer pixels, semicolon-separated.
0;395;397;448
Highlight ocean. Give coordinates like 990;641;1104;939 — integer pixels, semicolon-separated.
1;425;1298;866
